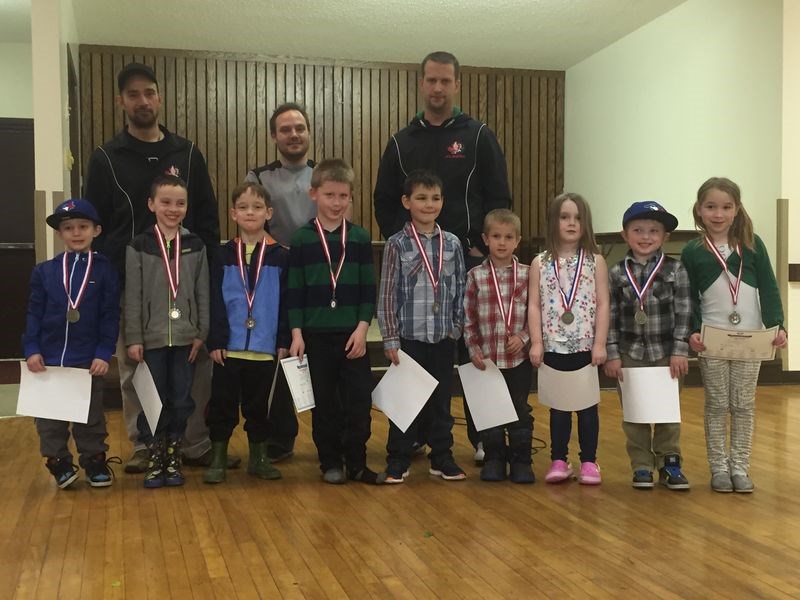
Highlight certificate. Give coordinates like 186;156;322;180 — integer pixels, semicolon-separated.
372;350;436;433
280;356;315;412
620;366;681;423
536;363;600;411
132;361;163;435
700;324;778;361
457;360;519;431
17;363;91;423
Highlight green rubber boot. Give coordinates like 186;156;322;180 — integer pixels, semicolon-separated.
202;441;228;484
248;441;281;480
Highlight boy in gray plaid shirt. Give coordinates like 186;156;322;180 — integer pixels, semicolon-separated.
604;202;692;490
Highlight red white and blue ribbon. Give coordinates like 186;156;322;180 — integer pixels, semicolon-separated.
552;248;584;315
409;223;444;297
236;237;268;315
704;236;743;307
62;251;93;312
154;224;180;304
489;257;518;333
624;252;665;312
314;218;347;299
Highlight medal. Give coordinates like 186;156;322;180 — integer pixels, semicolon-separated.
409;223;444;315
313;218;347;311
704;237;743;325
154;224;181;319
489;257;518;334
624;253;664;328
236;237;269;329
553;249;584;326
62;251;93;325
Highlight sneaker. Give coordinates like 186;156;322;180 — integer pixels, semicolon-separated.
348;467;386;485
266;445;294;463
710;472;733;493
658;455;690;490
578;461;602;485
480;459;507;482
632;470;654;489
45;457;79;489
544;460;573;483
385;466;410;484
323;467;346;484
183;447;242;469
474;442;485;466
731;473;754;493
84;453;121;488
429;459;466;481
124;448;150;474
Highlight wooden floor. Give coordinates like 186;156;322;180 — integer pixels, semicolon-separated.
1;386;800;600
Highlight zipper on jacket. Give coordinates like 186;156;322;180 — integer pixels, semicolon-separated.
59;253;78;367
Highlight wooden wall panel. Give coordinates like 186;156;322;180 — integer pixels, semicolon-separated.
79;45;564;243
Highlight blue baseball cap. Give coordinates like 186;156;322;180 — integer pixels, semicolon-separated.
46;198;101;229
622;201;678;232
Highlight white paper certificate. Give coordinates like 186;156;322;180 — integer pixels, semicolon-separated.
457;360;519;431
17;362;92;423
700;324;778;361
620;366;681;423
280;356;315;412
372;350;437;433
132;361;163;435
536;363;600;411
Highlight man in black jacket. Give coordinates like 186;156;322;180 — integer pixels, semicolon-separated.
84;63;239;472
373;51;513;459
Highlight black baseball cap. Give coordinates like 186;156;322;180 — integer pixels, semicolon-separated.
117;62;157;92
622;201;679;232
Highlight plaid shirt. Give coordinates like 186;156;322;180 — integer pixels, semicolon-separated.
378;222;466;350
607;251;691;362
464;258;530;369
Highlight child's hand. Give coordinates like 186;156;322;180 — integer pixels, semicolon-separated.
290;331;305;362
688;332;705;353
669;355;689;379
345;324;368;359
470;350;486;371
506;334;524;355
529;341;543;367
277;347;289;360
188;339;204;363
774;329;788;348
603;359;623;381
127;344;144;362
26;354;46;373
210;349;226;365
89;358;109;377
384;348;400;365
591;343;607;366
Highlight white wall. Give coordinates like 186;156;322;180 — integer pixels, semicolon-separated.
0;43;33;118
564;0;782;256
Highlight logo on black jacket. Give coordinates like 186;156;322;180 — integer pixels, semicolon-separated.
165;165;181;177
445;141;465;159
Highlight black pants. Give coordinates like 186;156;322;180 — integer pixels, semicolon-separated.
479;360;534;461
305;331;373;473
543;351;599;463
387;338;456;471
265;368;299;450
206;357;277;443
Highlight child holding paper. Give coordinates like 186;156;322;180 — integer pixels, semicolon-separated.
528;192;609;485
287;159;384;485
604;202;691;490
463;209;534;483
378;169;467;483
125;174;210;488
682;177;786;493
203;182;288;484
23;199;120;488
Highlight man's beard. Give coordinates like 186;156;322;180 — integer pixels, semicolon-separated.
128;108;158;129
279;142;308;162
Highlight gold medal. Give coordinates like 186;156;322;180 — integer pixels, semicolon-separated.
66;308;80;323
245;316;256;329
169;307;182;320
729;311;741;325
634;309;648;325
561;311;574;325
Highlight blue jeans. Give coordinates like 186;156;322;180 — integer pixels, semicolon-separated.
140;345;195;442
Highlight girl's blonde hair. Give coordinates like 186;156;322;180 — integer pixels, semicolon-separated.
544;192;599;259
693;177;754;250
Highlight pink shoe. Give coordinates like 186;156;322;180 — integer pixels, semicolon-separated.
545;460;573;483
579;461;601;485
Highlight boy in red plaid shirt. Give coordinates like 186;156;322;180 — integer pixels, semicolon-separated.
463;209;534;483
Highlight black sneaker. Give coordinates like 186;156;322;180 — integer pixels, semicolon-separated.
45;457;79;489
385;465;410;484
659;455;690;490
429;459;466;481
632;470;654;489
480;459;507;482
266;445;294;463
348;467;386;485
84;453;122;487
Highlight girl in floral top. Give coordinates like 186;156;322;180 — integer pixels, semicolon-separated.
529;193;609;485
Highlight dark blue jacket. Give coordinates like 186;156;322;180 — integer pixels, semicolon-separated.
22;251;120;366
207;239;289;354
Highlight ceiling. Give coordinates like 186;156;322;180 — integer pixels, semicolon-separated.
2;0;686;70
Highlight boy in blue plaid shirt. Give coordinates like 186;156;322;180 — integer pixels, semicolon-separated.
604;201;692;490
378;169;467;483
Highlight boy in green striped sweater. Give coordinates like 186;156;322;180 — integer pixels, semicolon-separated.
287;159;385;485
